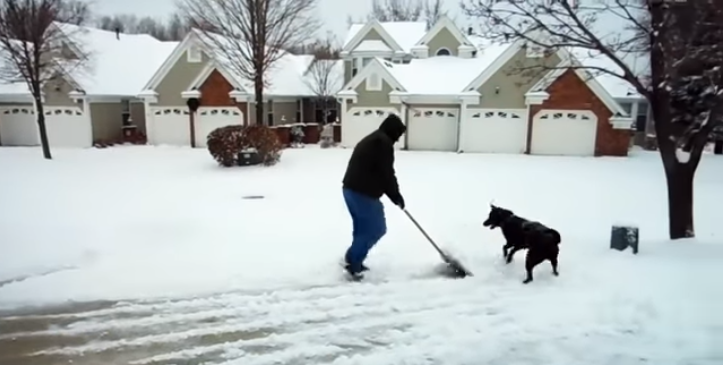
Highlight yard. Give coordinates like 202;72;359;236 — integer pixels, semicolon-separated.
0;146;721;365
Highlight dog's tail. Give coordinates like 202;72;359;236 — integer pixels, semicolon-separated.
549;229;561;245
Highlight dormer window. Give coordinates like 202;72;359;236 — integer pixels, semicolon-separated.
436;48;451;56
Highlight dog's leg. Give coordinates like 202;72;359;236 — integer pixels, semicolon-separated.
506;246;521;264
550;251;559;277
523;252;544;284
502;242;512;258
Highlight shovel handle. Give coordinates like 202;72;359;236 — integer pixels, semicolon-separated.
402;208;446;258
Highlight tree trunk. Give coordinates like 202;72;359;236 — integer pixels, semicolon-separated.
255;73;264;126
663;160;695;239
34;97;52;160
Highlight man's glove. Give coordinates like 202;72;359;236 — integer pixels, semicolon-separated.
390;193;405;209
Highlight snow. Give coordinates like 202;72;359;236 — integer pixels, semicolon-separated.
676;147;692;163
56;23;179;97
343;22;427;53
382;42;509;94
354;40;392;52
0;147;722;364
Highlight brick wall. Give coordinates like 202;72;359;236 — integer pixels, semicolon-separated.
198;70;248;125
529;69;629;156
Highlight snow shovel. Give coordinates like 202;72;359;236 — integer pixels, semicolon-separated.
402;209;473;278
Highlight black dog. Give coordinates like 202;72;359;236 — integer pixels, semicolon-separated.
483;204;561;284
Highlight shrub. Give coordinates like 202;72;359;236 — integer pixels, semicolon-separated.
207;125;283;167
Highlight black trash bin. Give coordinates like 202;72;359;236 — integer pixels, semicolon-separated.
237;148;262;166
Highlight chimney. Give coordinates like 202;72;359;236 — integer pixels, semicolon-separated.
115;27;120;40
467;27;473;35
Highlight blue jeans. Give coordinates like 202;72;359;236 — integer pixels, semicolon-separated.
343;188;387;273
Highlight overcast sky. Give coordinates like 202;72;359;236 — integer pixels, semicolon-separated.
88;0;471;42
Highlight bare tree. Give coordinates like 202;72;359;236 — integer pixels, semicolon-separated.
369;0;424;22
0;0;90;159
460;0;723;239
179;0;319;127
304;33;341;124
423;0;445;29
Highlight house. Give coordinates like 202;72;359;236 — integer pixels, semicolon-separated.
336;16;637;156
137;29;344;148
0;24;177;148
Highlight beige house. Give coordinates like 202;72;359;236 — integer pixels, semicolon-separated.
337;16;638;157
0;23;177;148
137;29;343;148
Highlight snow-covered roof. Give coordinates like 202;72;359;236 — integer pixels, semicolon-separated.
193;29;341;97
572;48;647;99
343;21;427;53
56;23;178;96
373;35;511;95
382;56;493;94
355;40;392;52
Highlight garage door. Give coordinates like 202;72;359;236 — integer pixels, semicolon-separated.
460;109;528;154
407;108;458;151
44;107;92;148
530;110;597;156
195;107;244;147
148;107;190;146
342;108;403;148
0;106;39;146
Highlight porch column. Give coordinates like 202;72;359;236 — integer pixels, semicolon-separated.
299;98;304;123
457;100;467;153
82;98;92;146
143;99;154;144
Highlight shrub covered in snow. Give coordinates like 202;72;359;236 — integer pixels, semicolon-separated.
207;125;283;167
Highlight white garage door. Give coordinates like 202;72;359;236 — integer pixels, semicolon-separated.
342;108;403;148
44;107;92;148
195;107;244;147
531;110;597;156
148;107;190;146
0;106;39;146
460;109;528;154
407;108;458;151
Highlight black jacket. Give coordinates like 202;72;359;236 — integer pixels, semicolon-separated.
342;114;406;202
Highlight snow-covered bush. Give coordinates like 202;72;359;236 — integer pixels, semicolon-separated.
207;125;283;167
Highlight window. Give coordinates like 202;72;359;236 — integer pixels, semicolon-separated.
366;72;381;91
435;48;451;56
187;46;202;63
362;58;372;67
296;99;302;123
267;100;274;126
121;99;131;126
635;101;649;132
392;59;401;64
352;58;360;76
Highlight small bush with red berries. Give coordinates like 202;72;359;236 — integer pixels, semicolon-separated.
207;125;283;167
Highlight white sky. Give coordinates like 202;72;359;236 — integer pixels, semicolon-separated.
88;0;466;42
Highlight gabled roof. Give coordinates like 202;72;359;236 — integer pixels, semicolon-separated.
528;58;628;116
339;57;406;94
381;57;490;95
143;29;336;98
343;20;426;53
414;15;473;48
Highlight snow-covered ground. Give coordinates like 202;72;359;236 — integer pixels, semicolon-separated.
0;146;722;364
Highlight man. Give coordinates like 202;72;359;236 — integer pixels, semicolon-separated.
341;113;407;279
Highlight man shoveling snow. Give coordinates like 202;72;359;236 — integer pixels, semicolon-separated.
341;114;407;280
